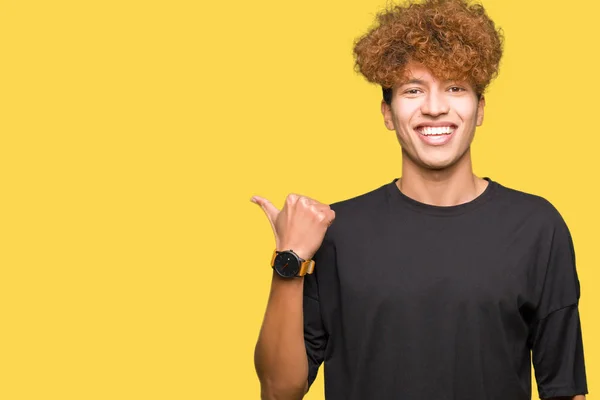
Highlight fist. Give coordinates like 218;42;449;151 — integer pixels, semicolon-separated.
251;193;335;261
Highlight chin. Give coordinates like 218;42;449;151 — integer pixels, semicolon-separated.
415;145;471;171
417;154;457;171
422;161;454;171
402;146;468;172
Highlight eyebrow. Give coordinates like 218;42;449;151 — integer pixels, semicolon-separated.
402;79;426;86
399;78;468;87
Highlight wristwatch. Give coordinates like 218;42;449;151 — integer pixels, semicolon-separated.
271;249;315;278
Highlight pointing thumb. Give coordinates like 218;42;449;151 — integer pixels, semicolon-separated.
251;195;280;224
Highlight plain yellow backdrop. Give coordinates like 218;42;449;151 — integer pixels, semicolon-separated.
0;0;597;398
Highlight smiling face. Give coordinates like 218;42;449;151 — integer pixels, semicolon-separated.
382;62;485;171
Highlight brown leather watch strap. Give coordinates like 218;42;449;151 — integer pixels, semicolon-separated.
270;250;277;266
297;259;315;276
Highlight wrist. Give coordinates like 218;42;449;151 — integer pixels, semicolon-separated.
272;269;305;284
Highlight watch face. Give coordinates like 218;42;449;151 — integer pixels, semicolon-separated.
274;252;300;278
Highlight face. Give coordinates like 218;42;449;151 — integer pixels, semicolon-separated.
381;62;485;171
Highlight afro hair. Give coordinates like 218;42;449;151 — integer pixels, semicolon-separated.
353;0;504;102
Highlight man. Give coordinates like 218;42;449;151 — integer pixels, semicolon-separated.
252;0;588;399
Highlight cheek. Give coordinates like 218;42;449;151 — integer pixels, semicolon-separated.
454;99;479;122
392;101;419;128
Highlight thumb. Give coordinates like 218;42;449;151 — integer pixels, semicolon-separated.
251;195;280;224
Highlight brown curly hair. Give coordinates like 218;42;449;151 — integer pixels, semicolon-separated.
353;0;504;103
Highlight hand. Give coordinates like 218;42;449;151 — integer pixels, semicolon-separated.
251;193;335;261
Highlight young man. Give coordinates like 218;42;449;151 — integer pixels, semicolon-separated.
252;0;588;399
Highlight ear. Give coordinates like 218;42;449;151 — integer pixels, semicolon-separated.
381;100;395;131
476;95;485;126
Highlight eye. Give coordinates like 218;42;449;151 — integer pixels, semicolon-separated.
448;86;465;93
403;88;422;95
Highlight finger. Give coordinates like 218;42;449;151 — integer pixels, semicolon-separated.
286;193;302;207
298;195;319;206
251;195;280;223
309;204;332;214
312;208;335;226
326;209;336;226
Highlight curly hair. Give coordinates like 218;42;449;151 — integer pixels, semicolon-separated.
353;0;504;103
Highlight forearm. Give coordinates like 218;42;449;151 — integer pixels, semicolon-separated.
254;272;309;399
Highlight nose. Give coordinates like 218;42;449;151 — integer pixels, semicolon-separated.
421;91;449;116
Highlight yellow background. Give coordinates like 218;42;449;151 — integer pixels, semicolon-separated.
0;0;597;398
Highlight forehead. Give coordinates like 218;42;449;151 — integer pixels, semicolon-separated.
403;64;437;82
396;62;473;88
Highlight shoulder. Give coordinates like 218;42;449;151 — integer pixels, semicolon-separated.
330;183;393;219
323;180;393;240
492;180;568;231
329;181;391;213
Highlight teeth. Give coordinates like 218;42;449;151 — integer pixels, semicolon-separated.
420;126;454;136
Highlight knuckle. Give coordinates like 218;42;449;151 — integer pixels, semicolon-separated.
299;196;311;206
286;193;298;204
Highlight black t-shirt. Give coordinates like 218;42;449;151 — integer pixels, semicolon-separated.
304;178;588;399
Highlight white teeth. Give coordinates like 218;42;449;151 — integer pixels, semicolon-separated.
419;126;454;136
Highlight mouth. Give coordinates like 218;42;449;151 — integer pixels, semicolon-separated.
414;124;458;146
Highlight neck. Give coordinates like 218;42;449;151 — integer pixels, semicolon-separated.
398;148;488;207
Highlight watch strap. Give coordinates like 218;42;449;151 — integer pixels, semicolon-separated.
298;258;315;276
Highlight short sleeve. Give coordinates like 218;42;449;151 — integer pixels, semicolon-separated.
530;212;588;398
303;235;334;389
531;305;588;398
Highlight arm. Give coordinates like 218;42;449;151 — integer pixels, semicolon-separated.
254;273;309;400
531;209;588;400
252;194;335;400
